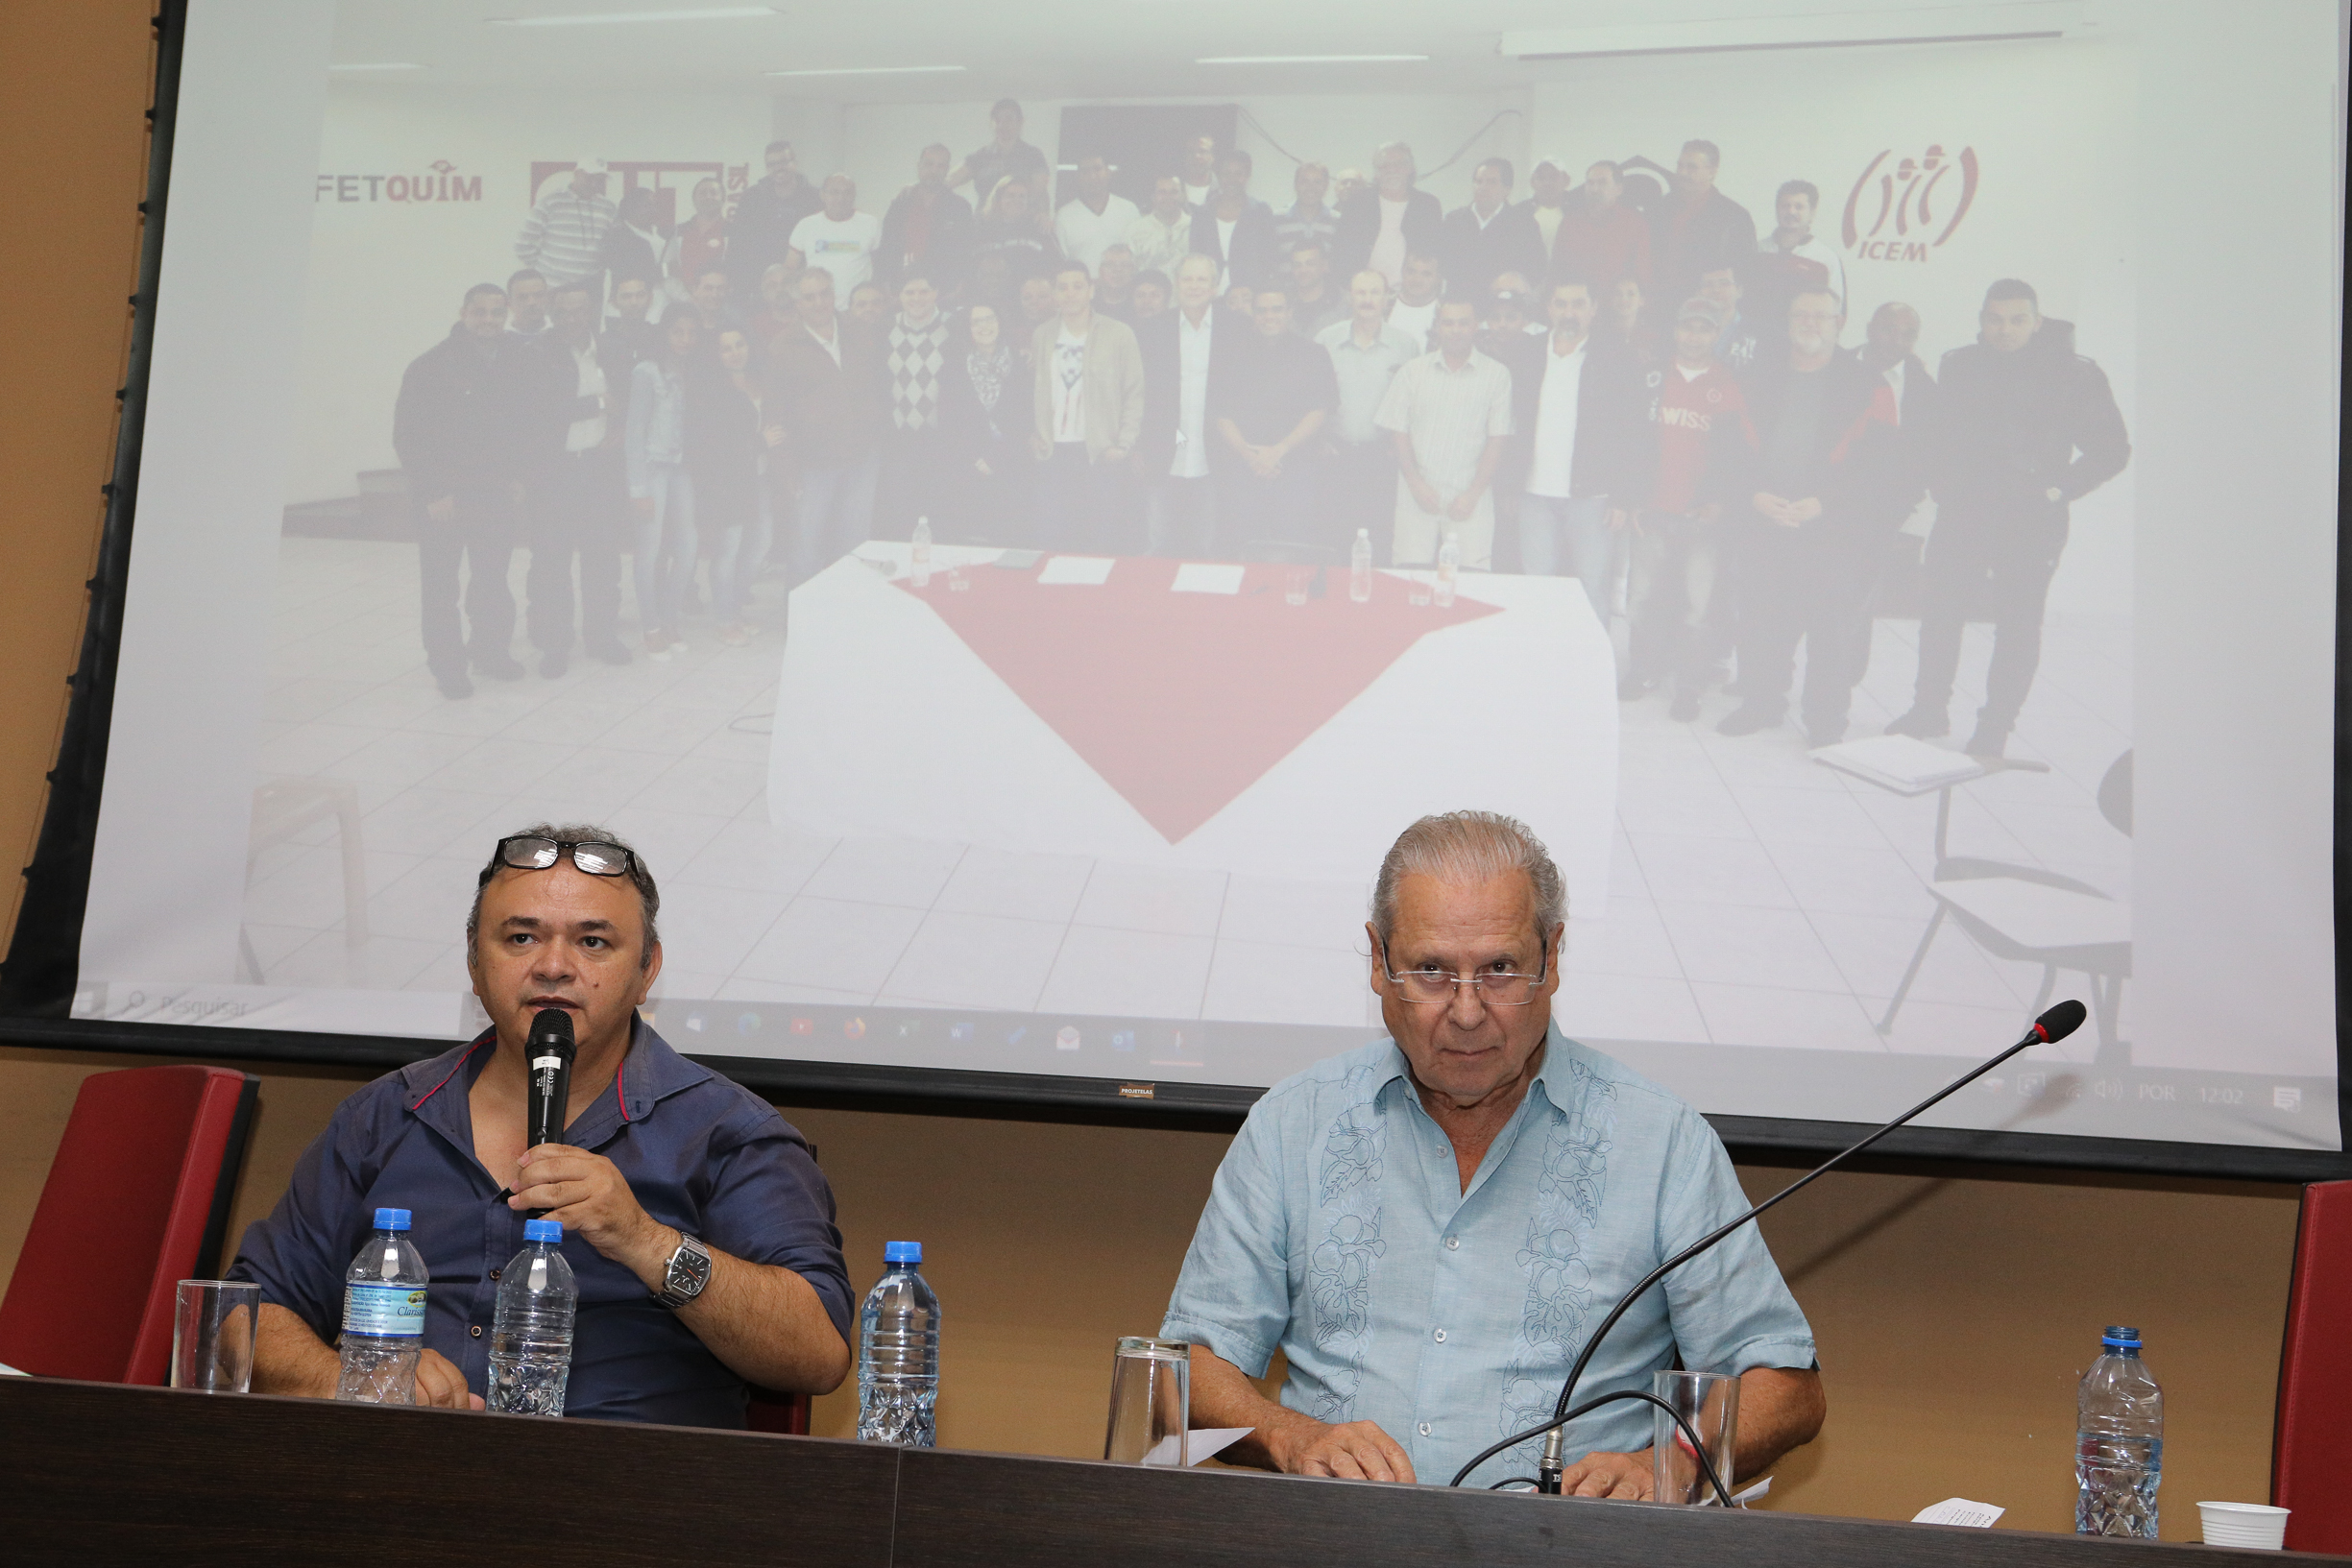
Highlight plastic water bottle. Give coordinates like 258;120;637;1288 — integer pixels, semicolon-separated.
857;1241;940;1446
1350;528;1373;602
910;516;934;587
334;1206;427;1404
2076;1324;2163;1537
1435;528;1461;608
486;1219;576;1417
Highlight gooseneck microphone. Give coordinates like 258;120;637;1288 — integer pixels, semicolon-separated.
1449;998;2088;1495
522;1008;576;1218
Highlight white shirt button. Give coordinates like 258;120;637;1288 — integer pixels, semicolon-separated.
1433;1328;1447;1343
1444;1235;1460;1250
1418;1422;1432;1437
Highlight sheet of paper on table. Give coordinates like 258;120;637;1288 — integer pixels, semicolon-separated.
1912;1497;2005;1528
1037;555;1116;586
1170;563;1247;594
1136;1428;1253;1466
1730;1476;1772;1507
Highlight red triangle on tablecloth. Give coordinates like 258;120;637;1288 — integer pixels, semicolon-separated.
895;558;1500;842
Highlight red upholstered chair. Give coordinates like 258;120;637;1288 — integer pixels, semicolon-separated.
746;1384;814;1435
2273;1178;2352;1553
0;1064;258;1386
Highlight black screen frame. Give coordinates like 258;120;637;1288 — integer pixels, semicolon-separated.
4;0;2347;1186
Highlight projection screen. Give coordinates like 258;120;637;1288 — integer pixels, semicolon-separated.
11;0;2346;1174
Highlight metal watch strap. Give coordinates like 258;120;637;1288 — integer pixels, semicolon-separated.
653;1232;711;1309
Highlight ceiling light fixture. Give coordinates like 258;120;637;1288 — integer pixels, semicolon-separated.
490;7;781;27
1196;54;1429;64
1502;2;2084;60
765;64;967;77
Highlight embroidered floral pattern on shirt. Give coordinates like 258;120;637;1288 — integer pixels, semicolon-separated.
1305;1067;1389;1421
1319;1104;1384;1200
1496;1056;1616;1457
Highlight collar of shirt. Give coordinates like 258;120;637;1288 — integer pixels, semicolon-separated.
1362;1032;1567;1151
401;1013;707;1156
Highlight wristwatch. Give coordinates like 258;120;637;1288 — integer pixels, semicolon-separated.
653;1232;713;1310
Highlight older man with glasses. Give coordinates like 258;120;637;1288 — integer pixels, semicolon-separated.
231;824;851;1426
1161;811;1825;1494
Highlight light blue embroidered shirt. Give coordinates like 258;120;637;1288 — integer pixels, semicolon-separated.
1161;1028;1816;1486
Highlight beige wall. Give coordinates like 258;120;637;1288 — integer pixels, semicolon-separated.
0;2;2307;1545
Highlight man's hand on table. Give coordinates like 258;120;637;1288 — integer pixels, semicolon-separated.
1556;1447;1655;1500
415;1348;486;1411
510;1143;672;1286
1265;1414;1418;1483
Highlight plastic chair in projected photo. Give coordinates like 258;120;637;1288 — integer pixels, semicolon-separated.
1815;739;2132;1061
236;778;368;982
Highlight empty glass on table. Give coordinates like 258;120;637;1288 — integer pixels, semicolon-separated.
171;1279;259;1393
1103;1336;1190;1467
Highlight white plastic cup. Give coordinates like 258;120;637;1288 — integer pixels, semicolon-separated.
2196;1501;2290;1550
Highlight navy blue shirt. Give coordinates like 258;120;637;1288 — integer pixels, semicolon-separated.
231;1020;851;1428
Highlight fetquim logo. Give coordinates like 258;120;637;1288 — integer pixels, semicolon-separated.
315;159;480;204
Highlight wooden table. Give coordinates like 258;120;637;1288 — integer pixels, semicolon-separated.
1;1376;2322;1565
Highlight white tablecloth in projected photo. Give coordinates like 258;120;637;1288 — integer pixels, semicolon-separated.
767;544;1617;906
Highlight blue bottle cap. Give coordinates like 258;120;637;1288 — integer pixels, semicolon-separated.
885;1241;922;1265
523;1219;562;1243
2100;1325;2141;1347
375;1207;412;1232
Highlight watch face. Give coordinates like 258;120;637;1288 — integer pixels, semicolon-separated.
667;1237;712;1298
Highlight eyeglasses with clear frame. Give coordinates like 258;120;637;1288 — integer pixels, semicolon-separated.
1376;929;1552;1007
492;835;638;880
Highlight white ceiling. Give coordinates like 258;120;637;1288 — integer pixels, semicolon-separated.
330;0;2101;98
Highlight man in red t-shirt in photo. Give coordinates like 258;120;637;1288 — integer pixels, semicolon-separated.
1623;298;1758;720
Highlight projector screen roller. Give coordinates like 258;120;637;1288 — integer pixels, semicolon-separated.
25;0;2347;1166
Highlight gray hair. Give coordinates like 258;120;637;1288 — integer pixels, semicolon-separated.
467;822;662;969
1370;811;1566;942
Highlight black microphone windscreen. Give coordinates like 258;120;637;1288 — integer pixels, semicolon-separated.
2035;999;2089;1043
530;1006;575;1050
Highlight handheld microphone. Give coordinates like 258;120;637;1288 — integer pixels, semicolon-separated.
524;1005;576;1155
1450;998;2088;1494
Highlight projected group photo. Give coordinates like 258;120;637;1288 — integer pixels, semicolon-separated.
147;2;2162;1132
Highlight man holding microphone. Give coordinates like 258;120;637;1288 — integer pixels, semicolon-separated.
232;824;851;1424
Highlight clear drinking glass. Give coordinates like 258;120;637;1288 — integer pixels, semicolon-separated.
1103;1337;1190;1466
171;1279;260;1393
1652;1368;1738;1505
1284;567;1311;606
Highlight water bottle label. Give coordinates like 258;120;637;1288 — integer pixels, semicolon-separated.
343;1282;426;1338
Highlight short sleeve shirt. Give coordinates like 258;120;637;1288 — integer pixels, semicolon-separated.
230;1020;851;1429
1373;350;1515;494
1219;331;1339;446
1161;1029;1816;1486
1317;322;1422;446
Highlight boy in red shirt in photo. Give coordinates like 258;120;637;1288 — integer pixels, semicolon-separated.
1624;298;1758;720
